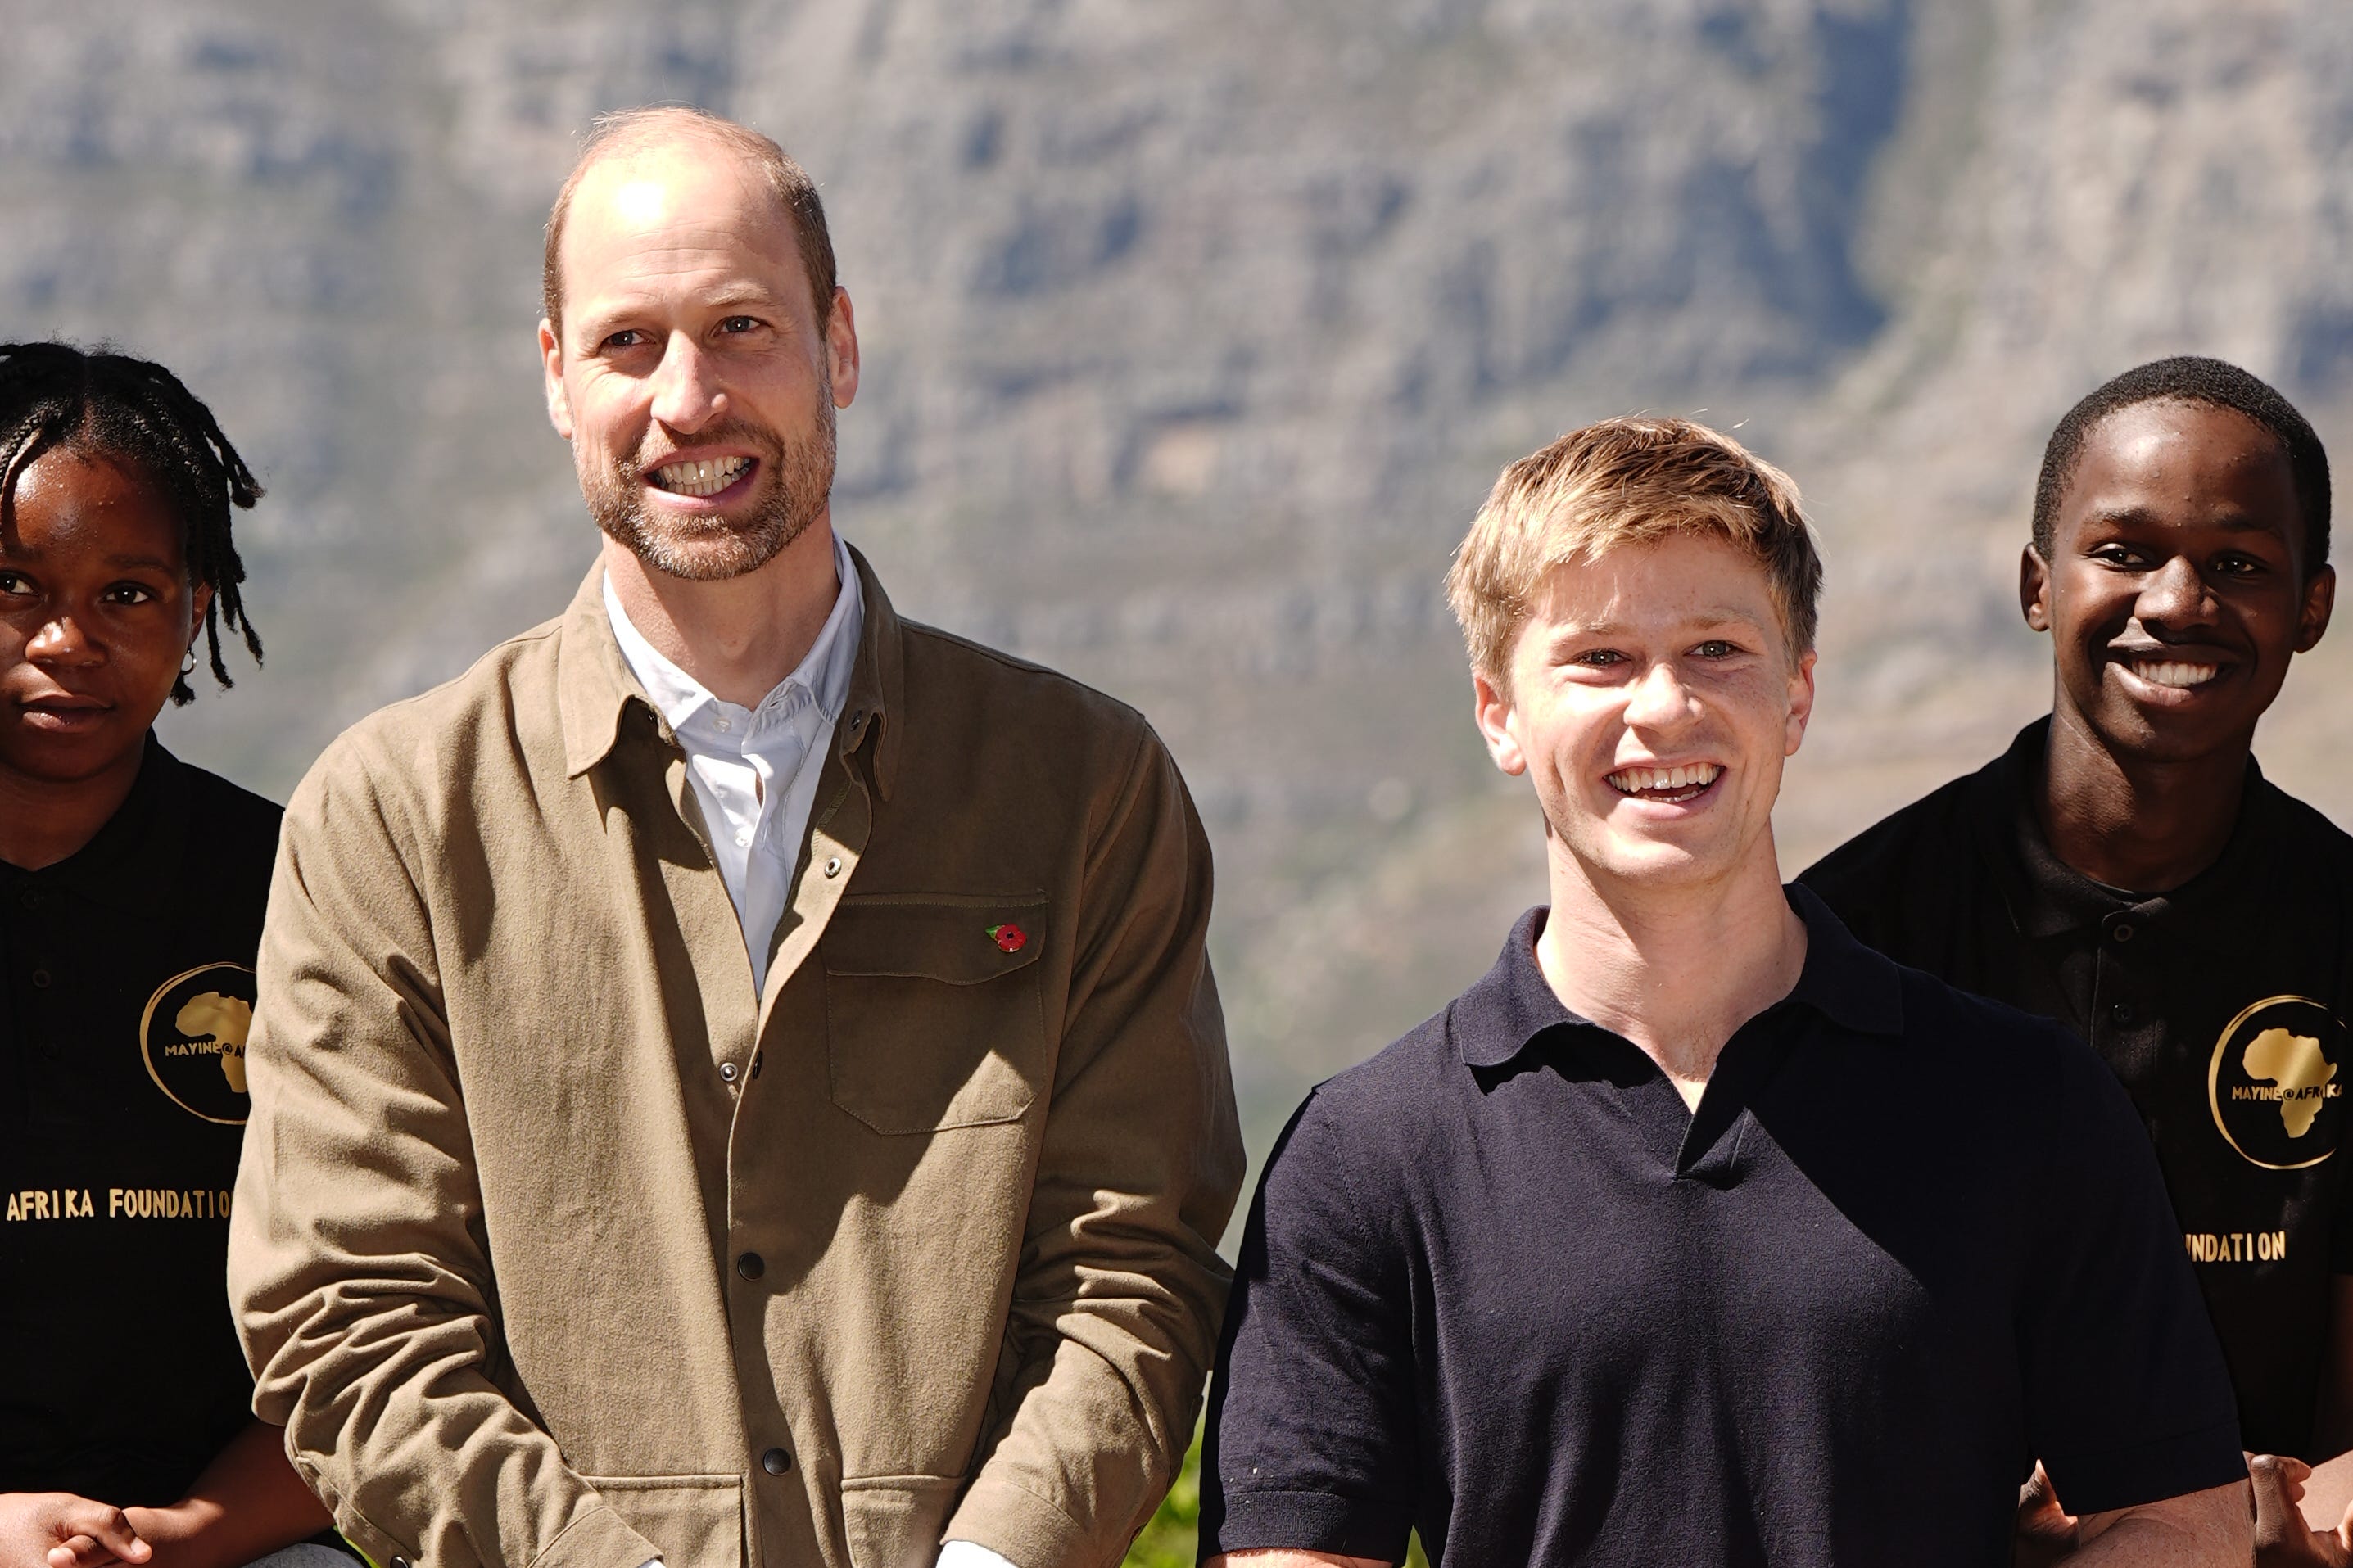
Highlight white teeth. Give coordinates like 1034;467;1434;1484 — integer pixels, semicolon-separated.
651;455;752;497
1605;763;1724;798
2133;659;2220;689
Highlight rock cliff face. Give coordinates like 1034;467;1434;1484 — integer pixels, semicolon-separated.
6;0;2350;1137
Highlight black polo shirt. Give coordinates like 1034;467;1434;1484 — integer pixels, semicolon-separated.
1802;717;2353;1459
1200;888;2242;1568
0;738;280;1503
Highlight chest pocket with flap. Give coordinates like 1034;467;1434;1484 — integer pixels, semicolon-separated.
821;895;1050;1134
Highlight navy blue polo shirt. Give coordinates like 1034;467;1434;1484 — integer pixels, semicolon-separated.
1200;888;2244;1567
1803;718;2353;1459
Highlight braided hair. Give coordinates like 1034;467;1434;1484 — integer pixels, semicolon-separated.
0;341;265;703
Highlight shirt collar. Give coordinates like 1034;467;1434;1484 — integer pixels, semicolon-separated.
1973;716;2278;938
600;531;863;735
561;536;904;798
1452;883;1905;1070
0;734;190;912
1781;882;1907;1036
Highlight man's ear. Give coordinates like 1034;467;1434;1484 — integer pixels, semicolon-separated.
539;319;573;440
2297;563;2336;653
1473;668;1527;777
826;287;861;410
2020;545;2053;632
1784;648;1817;758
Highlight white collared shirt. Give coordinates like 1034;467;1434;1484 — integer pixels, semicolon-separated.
604;533;864;994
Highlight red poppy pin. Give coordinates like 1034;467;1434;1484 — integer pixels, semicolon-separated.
988;922;1028;953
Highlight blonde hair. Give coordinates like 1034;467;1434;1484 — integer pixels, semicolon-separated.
543;106;836;341
1445;415;1823;687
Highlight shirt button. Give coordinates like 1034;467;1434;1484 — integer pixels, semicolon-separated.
735;829;753;847
30;968;52;988
762;1446;792;1475
716;717;732;732
824;856;843;878
2108;920;2134;943
737;1251;765;1280
719;1061;739;1083
2109;1001;2134;1027
18;887;41;909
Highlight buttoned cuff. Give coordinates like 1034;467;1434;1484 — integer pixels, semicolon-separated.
942;1477;1088;1568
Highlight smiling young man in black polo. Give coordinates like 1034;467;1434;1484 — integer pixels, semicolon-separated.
1198;417;2251;1568
1802;359;2353;1561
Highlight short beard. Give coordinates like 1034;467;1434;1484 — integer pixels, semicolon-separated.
582;395;836;583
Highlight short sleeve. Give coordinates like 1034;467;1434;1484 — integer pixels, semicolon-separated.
2018;1033;2247;1514
1198;1094;1419;1562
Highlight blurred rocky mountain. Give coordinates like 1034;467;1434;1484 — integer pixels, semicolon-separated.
6;0;2351;1158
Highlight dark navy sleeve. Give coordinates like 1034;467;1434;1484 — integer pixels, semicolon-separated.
2018;1030;2247;1515
1198;1092;1419;1563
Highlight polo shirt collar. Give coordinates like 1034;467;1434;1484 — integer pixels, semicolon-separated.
1782;881;1907;1036
2;734;189;913
1970;716;2279;938
558;539;907;800
1454;883;1904;1070
1453;906;1576;1068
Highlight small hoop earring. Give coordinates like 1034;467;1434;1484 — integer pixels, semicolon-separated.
181;649;198;677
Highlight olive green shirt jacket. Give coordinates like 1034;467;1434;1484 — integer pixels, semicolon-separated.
229;552;1244;1568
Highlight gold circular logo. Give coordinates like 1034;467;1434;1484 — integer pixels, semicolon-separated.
2208;995;2346;1170
139;963;256;1126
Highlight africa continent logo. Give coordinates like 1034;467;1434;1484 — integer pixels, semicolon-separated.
2210;997;2347;1170
175;992;252;1096
140;963;257;1125
2243;1028;2337;1139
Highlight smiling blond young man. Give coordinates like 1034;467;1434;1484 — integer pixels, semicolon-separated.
228;107;1241;1568
1197;418;2251;1568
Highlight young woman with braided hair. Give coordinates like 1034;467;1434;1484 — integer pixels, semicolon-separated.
0;343;337;1568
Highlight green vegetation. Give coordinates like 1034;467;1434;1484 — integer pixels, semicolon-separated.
1123;1430;1429;1568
